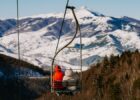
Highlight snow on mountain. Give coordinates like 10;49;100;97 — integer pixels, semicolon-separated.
0;7;140;71
0;19;16;36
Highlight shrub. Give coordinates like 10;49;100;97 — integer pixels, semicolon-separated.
109;83;122;100
133;78;140;90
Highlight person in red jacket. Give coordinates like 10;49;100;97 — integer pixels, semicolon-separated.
52;65;64;90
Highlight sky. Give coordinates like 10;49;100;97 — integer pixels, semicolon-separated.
0;0;139;20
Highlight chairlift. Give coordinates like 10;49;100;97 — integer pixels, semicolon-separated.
50;0;83;95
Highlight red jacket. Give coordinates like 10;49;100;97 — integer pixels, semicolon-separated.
52;65;64;89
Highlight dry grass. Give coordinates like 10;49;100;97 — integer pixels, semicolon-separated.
0;54;49;75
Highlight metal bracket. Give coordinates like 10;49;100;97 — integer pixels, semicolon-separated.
66;6;75;10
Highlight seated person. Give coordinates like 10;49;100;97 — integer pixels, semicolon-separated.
63;68;79;91
52;65;64;90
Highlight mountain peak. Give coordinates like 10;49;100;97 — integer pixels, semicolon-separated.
0;6;140;70
77;6;104;17
16;6;104;20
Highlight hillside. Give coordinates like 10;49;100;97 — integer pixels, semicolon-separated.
0;54;49;78
0;54;49;100
0;50;139;100
38;50;140;100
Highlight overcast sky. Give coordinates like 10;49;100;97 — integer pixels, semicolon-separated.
0;0;139;19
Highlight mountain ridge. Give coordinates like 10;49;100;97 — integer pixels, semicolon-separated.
0;7;140;70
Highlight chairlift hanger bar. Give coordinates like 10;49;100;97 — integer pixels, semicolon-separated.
51;8;80;64
51;1;80;71
66;6;75;9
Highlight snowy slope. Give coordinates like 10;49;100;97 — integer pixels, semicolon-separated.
0;7;140;71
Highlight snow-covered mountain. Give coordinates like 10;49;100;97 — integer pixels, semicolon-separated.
0;7;140;71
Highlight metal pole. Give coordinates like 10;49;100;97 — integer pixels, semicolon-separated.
17;0;20;61
16;0;21;99
79;21;83;92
